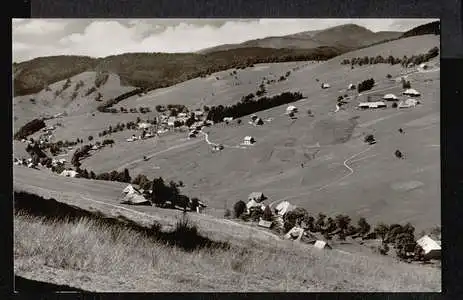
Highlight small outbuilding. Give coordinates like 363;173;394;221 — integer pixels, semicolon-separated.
383;94;398;101
243;136;256;145
284;226;304;241
321;83;331;89
258;219;273;229
313;240;332;250
286;105;298;114
403;88;421;97
398;99;419;109
358;102;387;109
416;235;441;259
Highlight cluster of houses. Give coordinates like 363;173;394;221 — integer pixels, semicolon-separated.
358;88;422;110
242;192;441;258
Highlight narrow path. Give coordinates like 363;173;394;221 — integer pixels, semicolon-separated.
274;145;375;204
200;130;247;150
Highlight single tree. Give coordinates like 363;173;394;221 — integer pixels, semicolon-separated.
357;217;371;236
262;205;273;221
374;223;389;242
233;200;247;218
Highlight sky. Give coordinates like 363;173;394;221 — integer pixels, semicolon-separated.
12;18;438;63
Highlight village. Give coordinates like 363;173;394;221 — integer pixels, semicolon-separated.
12;19;442;292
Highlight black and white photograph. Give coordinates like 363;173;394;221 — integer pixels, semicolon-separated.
12;18;441;292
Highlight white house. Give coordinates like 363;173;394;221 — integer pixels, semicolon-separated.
60;170;78;178
284;226;304;241
348;83;355;90
383;93;398;101
313;240;332;250
243;136;256;145
246;199;266;213
398;99;419;109
416;235;441;259
275;201;296;216
223;117;234;123
138;122;152;129
358;101;387;109
321;83;331;89
286;105;298;114
403;88;421;97
177;112;187;118
419;63;428;69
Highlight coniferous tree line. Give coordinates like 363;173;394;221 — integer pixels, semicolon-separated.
340;47;439;67
206;91;304;124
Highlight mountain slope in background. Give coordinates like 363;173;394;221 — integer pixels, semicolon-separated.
197;24;403;54
13;21;438;99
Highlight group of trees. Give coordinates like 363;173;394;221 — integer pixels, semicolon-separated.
71;145;93;168
206;91;304;124
357;78;375;93
98;118;154;137
14;119;46;140
341;47;439;68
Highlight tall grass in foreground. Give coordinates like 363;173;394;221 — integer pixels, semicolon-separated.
14;212;441;292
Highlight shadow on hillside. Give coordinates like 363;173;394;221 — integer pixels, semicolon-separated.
15;276;85;292
14;191;230;252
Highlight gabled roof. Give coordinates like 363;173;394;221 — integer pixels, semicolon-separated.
383;93;398;99
403;88;420;95
417;235;441;254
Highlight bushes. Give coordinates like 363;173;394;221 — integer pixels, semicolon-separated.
357;78;375;93
14;119;46;140
233;200;247;218
402;80;411;89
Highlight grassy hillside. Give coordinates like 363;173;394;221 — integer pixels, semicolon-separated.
15;22;432;98
13;47;342;98
13;189;440;292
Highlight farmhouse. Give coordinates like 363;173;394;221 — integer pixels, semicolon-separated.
383;93;398;101
403;88;421;97
419;63;428;69
284;226;304;241
258;219;273;229
275;201;296;216
321;83;331;89
60;170;78;178
248;192;267;202
255;118;264;126
358;101;387;109
243;136;256;145
416;235;441;259
246;199;265;213
177;112;187;118
223;117;234;123
398;99;419;109
120;185;150;205
138;122;152;129
348;83;355;90
286;105;298;114
313;240;332;250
